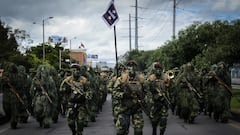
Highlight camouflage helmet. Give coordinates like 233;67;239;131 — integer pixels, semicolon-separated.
151;62;163;77
18;65;26;73
126;60;138;67
70;64;81;70
7;63;18;74
152;62;162;70
126;60;138;78
35;65;50;81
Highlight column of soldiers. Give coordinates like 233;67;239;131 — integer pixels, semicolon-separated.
0;60;233;135
0;63;109;134
108;60;232;135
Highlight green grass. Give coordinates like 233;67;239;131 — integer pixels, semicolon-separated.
231;88;240;113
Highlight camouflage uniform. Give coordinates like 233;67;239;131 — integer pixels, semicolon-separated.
98;71;108;111
113;61;144;135
210;62;232;123
17;65;31;123
59;68;72;116
49;66;61;123
80;65;96;124
175;63;200;123
30;65;56;128
145;62;169;135
1;63;24;128
60;66;92;135
109;63;127;124
205;64;218;118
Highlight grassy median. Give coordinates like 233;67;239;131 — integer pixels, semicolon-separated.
231;89;240;113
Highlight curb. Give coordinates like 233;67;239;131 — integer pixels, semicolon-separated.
231;111;240;122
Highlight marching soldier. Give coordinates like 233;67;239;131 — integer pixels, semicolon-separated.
113;60;144;135
108;63;127;124
175;63;201;123
30;65;56;128
1;63;26;129
209;62;232;123
60;64;92;135
145;62;169;135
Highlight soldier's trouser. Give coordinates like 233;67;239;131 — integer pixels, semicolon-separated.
115;109;144;135
159;117;167;135
67;107;86;135
150;105;168;135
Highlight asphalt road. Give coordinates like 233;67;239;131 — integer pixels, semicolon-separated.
0;94;240;135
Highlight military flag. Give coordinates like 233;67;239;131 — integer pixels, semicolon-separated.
102;0;119;28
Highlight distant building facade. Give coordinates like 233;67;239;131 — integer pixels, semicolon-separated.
69;48;87;65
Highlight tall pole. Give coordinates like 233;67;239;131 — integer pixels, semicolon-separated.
42;19;45;61
173;0;176;39
59;49;61;70
129;14;132;51
135;0;138;50
42;16;53;62
114;26;118;77
69;39;72;65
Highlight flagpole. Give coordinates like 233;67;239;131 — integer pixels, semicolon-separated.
114;25;118;77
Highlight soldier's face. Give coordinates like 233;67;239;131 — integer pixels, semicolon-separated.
154;69;162;77
73;69;80;78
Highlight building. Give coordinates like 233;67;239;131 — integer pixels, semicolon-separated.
69;48;87;65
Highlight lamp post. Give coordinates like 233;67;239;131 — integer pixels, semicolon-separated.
69;37;77;65
42;16;54;61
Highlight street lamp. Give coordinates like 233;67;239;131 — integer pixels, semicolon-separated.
34;17;54;61
69;37;77;65
42;16;54;61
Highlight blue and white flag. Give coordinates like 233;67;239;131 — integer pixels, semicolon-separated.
102;0;119;28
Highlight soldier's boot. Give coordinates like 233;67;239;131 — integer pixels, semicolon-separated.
76;131;82;135
77;122;84;135
214;113;219;122
72;130;76;135
36;117;43;127
10;121;17;129
52;116;58;123
21;116;28;123
42;118;51;128
43;123;50;128
160;129;166;135
10;116;18;129
134;128;142;135
152;126;157;135
90;115;96;122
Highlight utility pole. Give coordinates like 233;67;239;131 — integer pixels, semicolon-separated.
135;0;138;50
41;16;53;61
129;14;132;51
173;0;176;39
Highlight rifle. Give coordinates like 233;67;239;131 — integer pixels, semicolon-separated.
34;78;53;104
210;73;232;96
64;81;85;95
183;77;202;99
156;88;172;106
64;81;92;100
3;76;31;115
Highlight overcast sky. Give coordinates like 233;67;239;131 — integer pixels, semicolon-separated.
0;0;239;64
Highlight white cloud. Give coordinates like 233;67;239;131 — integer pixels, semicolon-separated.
0;0;239;65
